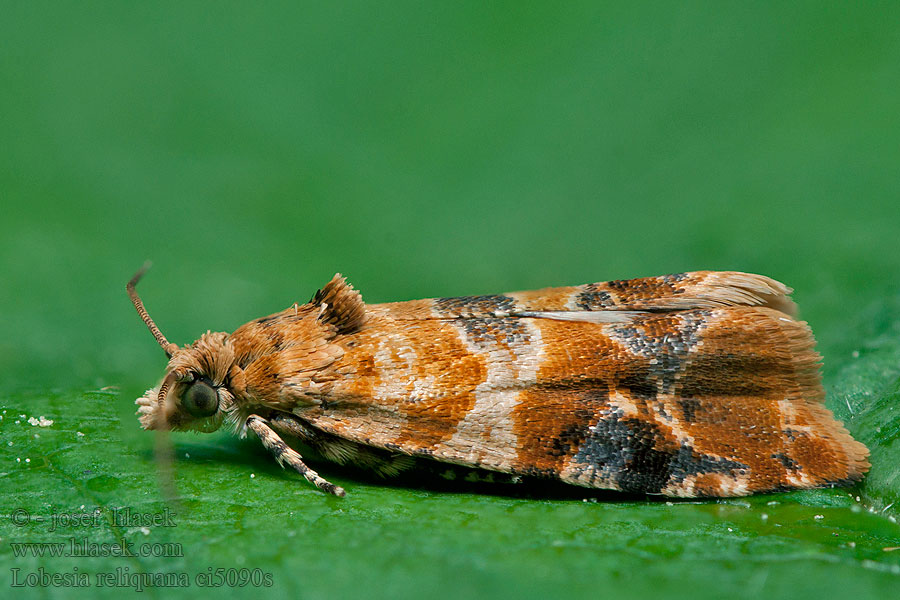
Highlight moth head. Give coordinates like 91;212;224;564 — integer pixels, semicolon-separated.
129;264;238;433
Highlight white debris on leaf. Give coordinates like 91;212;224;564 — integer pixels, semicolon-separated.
27;416;54;427
76;431;85;438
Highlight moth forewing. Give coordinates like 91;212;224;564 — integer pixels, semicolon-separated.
130;268;870;498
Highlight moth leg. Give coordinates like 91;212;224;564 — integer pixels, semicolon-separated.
268;412;416;478
266;412;322;446
245;415;345;497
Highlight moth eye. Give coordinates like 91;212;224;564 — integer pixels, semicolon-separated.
182;379;219;418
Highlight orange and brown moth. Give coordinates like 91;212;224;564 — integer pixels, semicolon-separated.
130;266;869;498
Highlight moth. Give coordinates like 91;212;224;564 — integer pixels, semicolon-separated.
130;266;869;498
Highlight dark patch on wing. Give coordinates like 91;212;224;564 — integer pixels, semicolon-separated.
434;294;517;318
608;311;709;392
571;408;671;493
607;272;689;300
434;296;530;350
665;443;748;486
679;397;700;422
617;370;658;400
574;272;698;311
570;408;747;494
772;452;800;470
548;408;594;457
575;286;614;310
460;317;530;348
663;272;688;284
513;387;612;476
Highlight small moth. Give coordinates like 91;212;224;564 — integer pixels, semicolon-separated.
130;266;869;498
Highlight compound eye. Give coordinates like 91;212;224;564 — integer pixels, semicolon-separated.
182;379;219;418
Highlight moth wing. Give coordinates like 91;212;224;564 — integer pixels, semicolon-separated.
517;306;869;496
273;272;867;496
506;270;797;316
373;271;794;322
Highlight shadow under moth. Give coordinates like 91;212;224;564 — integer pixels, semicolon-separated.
131;266;869;498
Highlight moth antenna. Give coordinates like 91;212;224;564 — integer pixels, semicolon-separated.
127;262;179;358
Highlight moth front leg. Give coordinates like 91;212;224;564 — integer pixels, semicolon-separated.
245;415;345;497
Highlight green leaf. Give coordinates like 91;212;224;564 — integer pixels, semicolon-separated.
827;297;900;516
3;2;900;599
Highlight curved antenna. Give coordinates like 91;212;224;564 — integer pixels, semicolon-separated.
127;262;179;358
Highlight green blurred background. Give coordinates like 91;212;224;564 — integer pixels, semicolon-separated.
2;2;900;599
